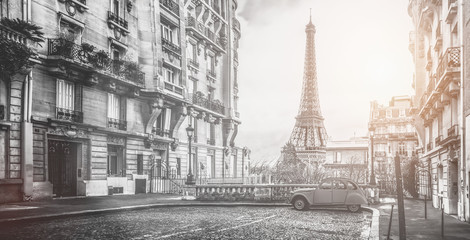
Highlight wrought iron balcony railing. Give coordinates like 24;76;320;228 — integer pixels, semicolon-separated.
162;38;181;54
108;118;127;130
185;16;225;53
189;92;225;115
207;70;217;79
56;107;83;123
152;127;170;137
0;105;5;120
374;151;386;157
436;47;460;82
204;29;215;42
159;0;180;16
107;11;128;30
47;38;145;86
188;59;199;68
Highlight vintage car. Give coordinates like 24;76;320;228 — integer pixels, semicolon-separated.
290;178;367;212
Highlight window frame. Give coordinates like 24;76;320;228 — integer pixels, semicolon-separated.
56;79;75;110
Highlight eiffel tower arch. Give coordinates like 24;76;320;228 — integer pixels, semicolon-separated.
279;14;328;183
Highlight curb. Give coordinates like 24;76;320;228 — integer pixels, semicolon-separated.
0;202;290;224
362;206;380;240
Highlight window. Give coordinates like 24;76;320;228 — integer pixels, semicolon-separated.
108;93;120;120
0;130;6;179
108;93;126;130
398;142;406;155
137;154;143;175
208;87;215;101
163;67;175;84
0;0;8;18
113;0;120;16
187;78;197;94
207;55;215;71
176;158;181;177
107;145;125;176
187;43;196;61
161;23;179;45
153;108;171;137
206;122;215;145
59;20;82;44
0;78;7;121
57;80;75;110
399;109;406;117
386;109;392;118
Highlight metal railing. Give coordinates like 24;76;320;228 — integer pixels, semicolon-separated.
448;124;458;137
159;0;180;16
162;38;181;54
163;81;184;95
107;11;128;29
435;135;442;146
56;107;83;123
436;47;460;82
427;142;433;152
207;139;215;145
47;38;145;86
207;70;217;79
108;118;127;130
232;18;241;32
189;92;225;115
188;59;199;68
152;127;170;137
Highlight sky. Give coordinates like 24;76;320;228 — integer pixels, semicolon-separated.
235;0;414;165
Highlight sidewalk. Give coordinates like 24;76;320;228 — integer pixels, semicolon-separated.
377;198;470;240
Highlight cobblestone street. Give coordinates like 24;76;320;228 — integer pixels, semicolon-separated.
0;206;371;239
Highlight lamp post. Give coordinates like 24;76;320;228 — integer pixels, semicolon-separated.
185;124;195;185
370;130;376;185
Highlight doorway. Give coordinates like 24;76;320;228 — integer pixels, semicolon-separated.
48;140;78;197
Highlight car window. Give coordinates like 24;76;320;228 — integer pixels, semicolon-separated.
347;181;357;190
320;180;332;189
335;181;347;189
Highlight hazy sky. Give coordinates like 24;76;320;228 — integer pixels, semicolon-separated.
235;0;414;165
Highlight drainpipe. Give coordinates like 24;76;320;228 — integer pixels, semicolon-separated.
21;71;33;200
458;0;466;221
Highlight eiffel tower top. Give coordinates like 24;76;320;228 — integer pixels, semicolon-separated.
288;14;328;156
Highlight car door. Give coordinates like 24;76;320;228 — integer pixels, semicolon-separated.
314;179;333;204
332;180;348;203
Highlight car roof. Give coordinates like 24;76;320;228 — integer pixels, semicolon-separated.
321;177;358;183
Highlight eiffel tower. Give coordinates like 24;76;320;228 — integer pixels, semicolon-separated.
284;13;328;167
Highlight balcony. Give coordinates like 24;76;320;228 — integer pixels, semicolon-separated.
47;38;145;87
436;47;460;84
0;23;28;45
185;16;226;53
159;0;180;16
207;139;215;145
108;118;127;130
163;81;184;96
107;11;129;35
189;92;225;115
58;0;88;12
152;127;170;137
56;107;83;123
162;38;181;58
207;70;217;82
188;59;199;69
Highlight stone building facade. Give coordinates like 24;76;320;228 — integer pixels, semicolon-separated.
407;0;469;220
324;138;368;184
368;96;418;194
0;0;247;202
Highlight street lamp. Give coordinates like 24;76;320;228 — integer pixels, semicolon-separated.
185;124;195;185
370;130;376;185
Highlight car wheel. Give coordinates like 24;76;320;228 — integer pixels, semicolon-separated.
293;198;307;211
347;204;360;212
